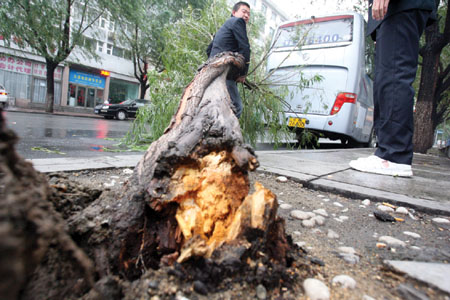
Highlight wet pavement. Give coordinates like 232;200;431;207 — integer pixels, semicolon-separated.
7;106;450;215
29;148;450;216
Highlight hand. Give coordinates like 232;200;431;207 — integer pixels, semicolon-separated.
372;0;390;21
236;76;246;83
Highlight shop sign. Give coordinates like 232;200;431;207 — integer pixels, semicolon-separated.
33;62;63;80
69;69;105;89
0;54;62;80
0;54;32;75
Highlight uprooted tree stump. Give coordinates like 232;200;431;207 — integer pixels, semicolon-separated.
99;52;299;280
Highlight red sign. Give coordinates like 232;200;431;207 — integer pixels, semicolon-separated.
0;54;62;80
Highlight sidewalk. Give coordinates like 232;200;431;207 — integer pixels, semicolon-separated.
29;147;450;216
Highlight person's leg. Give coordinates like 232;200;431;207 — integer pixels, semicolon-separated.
374;9;430;165
226;80;243;118
349;9;430;177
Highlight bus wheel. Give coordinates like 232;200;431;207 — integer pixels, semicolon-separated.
364;129;377;148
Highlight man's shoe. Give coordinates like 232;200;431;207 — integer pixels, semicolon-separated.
349;155;413;177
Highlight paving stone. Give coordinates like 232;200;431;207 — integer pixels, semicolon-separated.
385;261;450;294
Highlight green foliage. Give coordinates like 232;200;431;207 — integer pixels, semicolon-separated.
123;69;183;146
124;0;322;149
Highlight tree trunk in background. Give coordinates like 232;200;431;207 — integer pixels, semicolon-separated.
45;60;58;113
414;2;450;153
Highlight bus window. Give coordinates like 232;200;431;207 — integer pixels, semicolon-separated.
273;16;354;49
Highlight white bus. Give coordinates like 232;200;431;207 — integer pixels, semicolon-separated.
267;12;376;147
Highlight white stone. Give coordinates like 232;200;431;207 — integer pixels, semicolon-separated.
317;195;325;198
292;231;301;236
103;180;116;187
341;208;349;213
395;207;409;214
377;205;394;212
410;246;421;251
362;199;371;206
334;218;343;223
331;275;357;289
338;246;356;255
339;216;349;221
339;253;359;264
290;210;310;220
311;228;322;235
313;209;328;217
362;296;376;300
322;198;330;202
295;241;306;247
278;199;284;203
110;175;120;179
379;236;406;247
302;219;316;227
312;215;325;226
333;202;344;208
279;203;293;210
327;229;339;239
303;278;330;300
122;168;133;174
432;217;450;224
276;176;288;182
403;231;421;239
306;212;317;218
359;205;366;208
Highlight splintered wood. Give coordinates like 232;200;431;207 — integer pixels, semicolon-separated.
169;151;277;262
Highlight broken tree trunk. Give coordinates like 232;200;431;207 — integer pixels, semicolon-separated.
103;52;294;280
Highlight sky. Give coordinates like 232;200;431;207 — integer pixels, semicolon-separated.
275;0;363;20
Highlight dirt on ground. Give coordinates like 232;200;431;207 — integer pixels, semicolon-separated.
22;167;450;300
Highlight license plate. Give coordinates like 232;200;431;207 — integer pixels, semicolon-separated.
101;109;108;112
288;117;306;128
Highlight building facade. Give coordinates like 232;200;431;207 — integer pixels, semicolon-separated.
229;0;289;40
1;0;288;113
0;10;139;113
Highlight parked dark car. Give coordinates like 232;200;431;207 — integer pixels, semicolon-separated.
94;99;151;120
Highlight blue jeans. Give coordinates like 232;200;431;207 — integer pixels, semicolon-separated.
373;9;430;165
226;79;243;118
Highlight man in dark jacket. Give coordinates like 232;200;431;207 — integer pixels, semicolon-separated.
349;0;436;177
206;1;251;118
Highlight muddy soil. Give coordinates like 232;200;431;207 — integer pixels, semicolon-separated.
28;168;450;300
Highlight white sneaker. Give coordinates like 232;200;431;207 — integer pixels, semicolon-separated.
349;155;413;177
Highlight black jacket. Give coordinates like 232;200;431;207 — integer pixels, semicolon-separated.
367;0;437;39
207;17;251;76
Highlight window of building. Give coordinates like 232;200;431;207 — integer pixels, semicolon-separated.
112;46;124;58
109;78;139;103
271;11;276;21
108;20;115;31
261;4;267;16
97;41;104;53
106;43;113;55
0;69;31;100
99;16;107;29
32;78;61;104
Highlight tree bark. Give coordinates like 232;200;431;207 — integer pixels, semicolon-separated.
414;2;450;153
414;22;440;153
45;60;58;113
